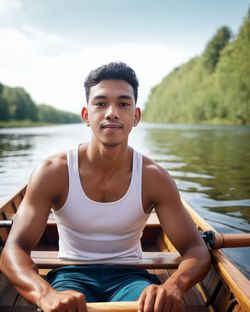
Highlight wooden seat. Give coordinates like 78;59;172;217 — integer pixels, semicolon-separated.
31;250;181;269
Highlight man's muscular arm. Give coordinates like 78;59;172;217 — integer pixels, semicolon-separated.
0;155;86;312
138;159;211;312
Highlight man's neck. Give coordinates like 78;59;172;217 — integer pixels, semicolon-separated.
83;139;132;175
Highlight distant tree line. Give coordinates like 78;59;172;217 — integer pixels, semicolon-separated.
143;9;250;124
0;84;81;124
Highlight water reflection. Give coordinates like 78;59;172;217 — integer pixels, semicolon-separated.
142;123;250;277
0;134;34;156
144;124;250;215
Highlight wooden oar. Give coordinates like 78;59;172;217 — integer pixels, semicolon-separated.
87;302;137;312
0;303;201;312
211;232;250;249
202;231;250;249
12;302;137;312
35;302;201;312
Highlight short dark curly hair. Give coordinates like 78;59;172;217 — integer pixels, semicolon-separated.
84;62;139;103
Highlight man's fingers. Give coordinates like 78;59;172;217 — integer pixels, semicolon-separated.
64;290;86;312
141;288;157;312
40;290;86;312
138;290;146;312
76;293;87;312
153;288;166;312
137;284;185;312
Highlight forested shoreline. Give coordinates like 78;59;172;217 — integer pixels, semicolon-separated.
143;10;250;125
0;84;81;127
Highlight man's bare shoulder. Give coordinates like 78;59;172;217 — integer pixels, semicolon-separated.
142;154;172;182
25;151;68;202
142;154;180;207
33;151;68;180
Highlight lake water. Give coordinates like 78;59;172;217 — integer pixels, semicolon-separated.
0;123;249;277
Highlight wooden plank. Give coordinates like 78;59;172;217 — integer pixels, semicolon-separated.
31;251;181;269
0;307;38;312
183;200;250;312
211;249;250;312
0;275;19;306
0;186;26;214
15;295;35;306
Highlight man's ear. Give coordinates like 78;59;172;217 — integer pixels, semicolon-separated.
81;107;90;126
134;107;141;127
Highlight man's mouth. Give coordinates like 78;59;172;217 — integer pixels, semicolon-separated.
101;122;123;129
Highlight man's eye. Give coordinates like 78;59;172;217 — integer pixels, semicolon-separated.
119;102;130;108
95;102;106;107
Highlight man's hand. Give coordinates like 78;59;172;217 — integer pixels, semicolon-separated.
39;289;87;312
138;283;184;312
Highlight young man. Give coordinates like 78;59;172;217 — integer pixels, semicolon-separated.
1;62;210;312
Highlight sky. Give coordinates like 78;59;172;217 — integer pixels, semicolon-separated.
0;0;249;114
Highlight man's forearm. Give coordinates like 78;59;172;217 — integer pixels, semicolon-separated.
164;246;211;293
1;244;56;306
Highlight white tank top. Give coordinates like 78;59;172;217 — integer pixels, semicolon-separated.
53;146;150;263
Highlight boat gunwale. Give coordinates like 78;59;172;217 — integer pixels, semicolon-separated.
182;200;250;312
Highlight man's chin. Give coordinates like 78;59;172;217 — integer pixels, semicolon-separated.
102;142;121;148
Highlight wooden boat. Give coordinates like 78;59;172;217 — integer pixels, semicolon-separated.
0;185;250;312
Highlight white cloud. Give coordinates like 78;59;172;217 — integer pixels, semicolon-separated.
0;26;197;113
0;0;23;14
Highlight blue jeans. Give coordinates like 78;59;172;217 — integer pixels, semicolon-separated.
46;264;161;302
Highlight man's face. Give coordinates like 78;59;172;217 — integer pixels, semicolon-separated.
82;79;141;148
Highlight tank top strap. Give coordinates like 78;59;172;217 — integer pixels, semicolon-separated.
67;145;79;186
132;150;143;198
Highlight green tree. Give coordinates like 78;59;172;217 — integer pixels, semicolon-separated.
215;11;250;124
202;26;231;73
2;87;38;121
143;8;250;125
37;104;81;124
0;84;10;121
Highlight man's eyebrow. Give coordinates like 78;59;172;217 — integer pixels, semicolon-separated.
92;95;133;100
118;95;133;100
93;95;107;100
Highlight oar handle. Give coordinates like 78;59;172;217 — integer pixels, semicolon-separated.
213;233;250;249
202;231;250;249
87;302;138;311
35;302;138;312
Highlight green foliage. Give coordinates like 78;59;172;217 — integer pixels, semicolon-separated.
143;10;250;125
0;83;9;121
215;12;250;124
2;86;38;121
37;104;81;124
202;26;231;73
0;84;81;126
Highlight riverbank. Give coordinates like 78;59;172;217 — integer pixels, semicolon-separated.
0;120;81;128
141;118;250;126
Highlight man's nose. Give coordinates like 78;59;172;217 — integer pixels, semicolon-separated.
105;105;120;120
